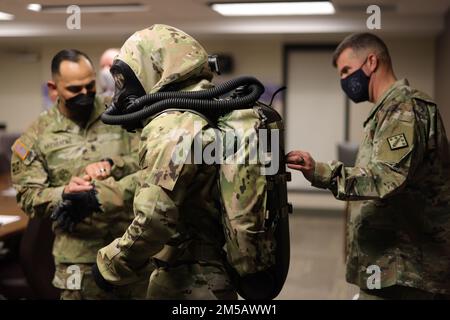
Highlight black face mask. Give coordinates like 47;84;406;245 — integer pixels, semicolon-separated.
65;92;96;124
340;58;371;103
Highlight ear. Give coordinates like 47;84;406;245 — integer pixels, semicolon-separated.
47;80;59;103
47;80;56;91
367;53;378;73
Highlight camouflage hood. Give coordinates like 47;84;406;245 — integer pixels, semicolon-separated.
116;24;213;94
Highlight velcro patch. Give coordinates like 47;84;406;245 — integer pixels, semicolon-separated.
12;140;30;161
387;133;408;150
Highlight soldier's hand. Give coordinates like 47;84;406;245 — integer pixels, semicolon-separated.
50;200;77;233
64;176;93;193
51;188;101;233
84;161;112;180
286;150;315;182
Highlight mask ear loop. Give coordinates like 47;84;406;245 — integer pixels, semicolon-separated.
362;55;377;102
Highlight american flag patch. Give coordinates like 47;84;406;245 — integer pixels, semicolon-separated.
12;140;30;161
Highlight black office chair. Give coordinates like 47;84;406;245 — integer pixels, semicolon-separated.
0;131;20;175
0;217;59;299
0;130;57;299
19;217;59;299
0;233;34;299
337;142;359;167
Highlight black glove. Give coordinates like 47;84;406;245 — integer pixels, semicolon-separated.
91;263;114;292
51;188;101;233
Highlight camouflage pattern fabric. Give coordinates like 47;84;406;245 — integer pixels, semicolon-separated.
312;79;450;295
147;264;236;300
98;108;236;299
55;263;148;300
115;24;212;94
217;109;275;276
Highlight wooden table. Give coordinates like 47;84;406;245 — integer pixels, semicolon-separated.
0;173;28;240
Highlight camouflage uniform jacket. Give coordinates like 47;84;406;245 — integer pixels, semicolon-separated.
313;79;450;294
11;96;139;264
96;82;228;287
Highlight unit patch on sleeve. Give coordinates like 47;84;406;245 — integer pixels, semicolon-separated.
387;133;408;150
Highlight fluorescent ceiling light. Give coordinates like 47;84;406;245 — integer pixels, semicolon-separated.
0;11;15;20
26;3;147;13
27;3;42;12
211;1;335;16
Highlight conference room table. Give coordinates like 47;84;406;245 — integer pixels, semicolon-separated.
0;173;28;240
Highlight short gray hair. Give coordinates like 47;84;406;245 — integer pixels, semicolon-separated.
332;33;392;68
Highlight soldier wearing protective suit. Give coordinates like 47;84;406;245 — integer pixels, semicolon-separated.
91;25;239;300
11;49;147;299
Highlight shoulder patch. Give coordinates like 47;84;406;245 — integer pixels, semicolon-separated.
387;133;408;150
12;140;30;161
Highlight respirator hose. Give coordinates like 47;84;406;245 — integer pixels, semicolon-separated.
101;76;264;125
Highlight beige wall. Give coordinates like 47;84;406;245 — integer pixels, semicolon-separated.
0;51;43;133
0;38;282;133
203;39;283;84
435;10;450;138
0;35;437;140
0;40;121;133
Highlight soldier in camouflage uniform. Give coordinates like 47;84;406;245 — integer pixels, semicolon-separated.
287;33;450;299
92;25;237;299
11;49;147;299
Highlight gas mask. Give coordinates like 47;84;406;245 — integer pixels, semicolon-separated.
103;59;146;131
109;59;146;115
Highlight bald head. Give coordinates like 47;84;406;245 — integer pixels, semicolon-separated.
100;48;119;69
51;49;94;78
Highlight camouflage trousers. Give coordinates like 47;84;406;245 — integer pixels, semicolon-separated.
53;263;148;300
147;263;237;300
359;286;450;300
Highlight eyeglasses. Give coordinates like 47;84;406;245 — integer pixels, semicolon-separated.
65;80;96;94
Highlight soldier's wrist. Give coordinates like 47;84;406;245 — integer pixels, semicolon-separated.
106;156;126;179
311;162;333;189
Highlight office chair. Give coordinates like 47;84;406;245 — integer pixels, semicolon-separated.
19;217;59;299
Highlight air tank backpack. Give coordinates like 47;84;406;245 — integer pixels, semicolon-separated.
216;99;292;300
